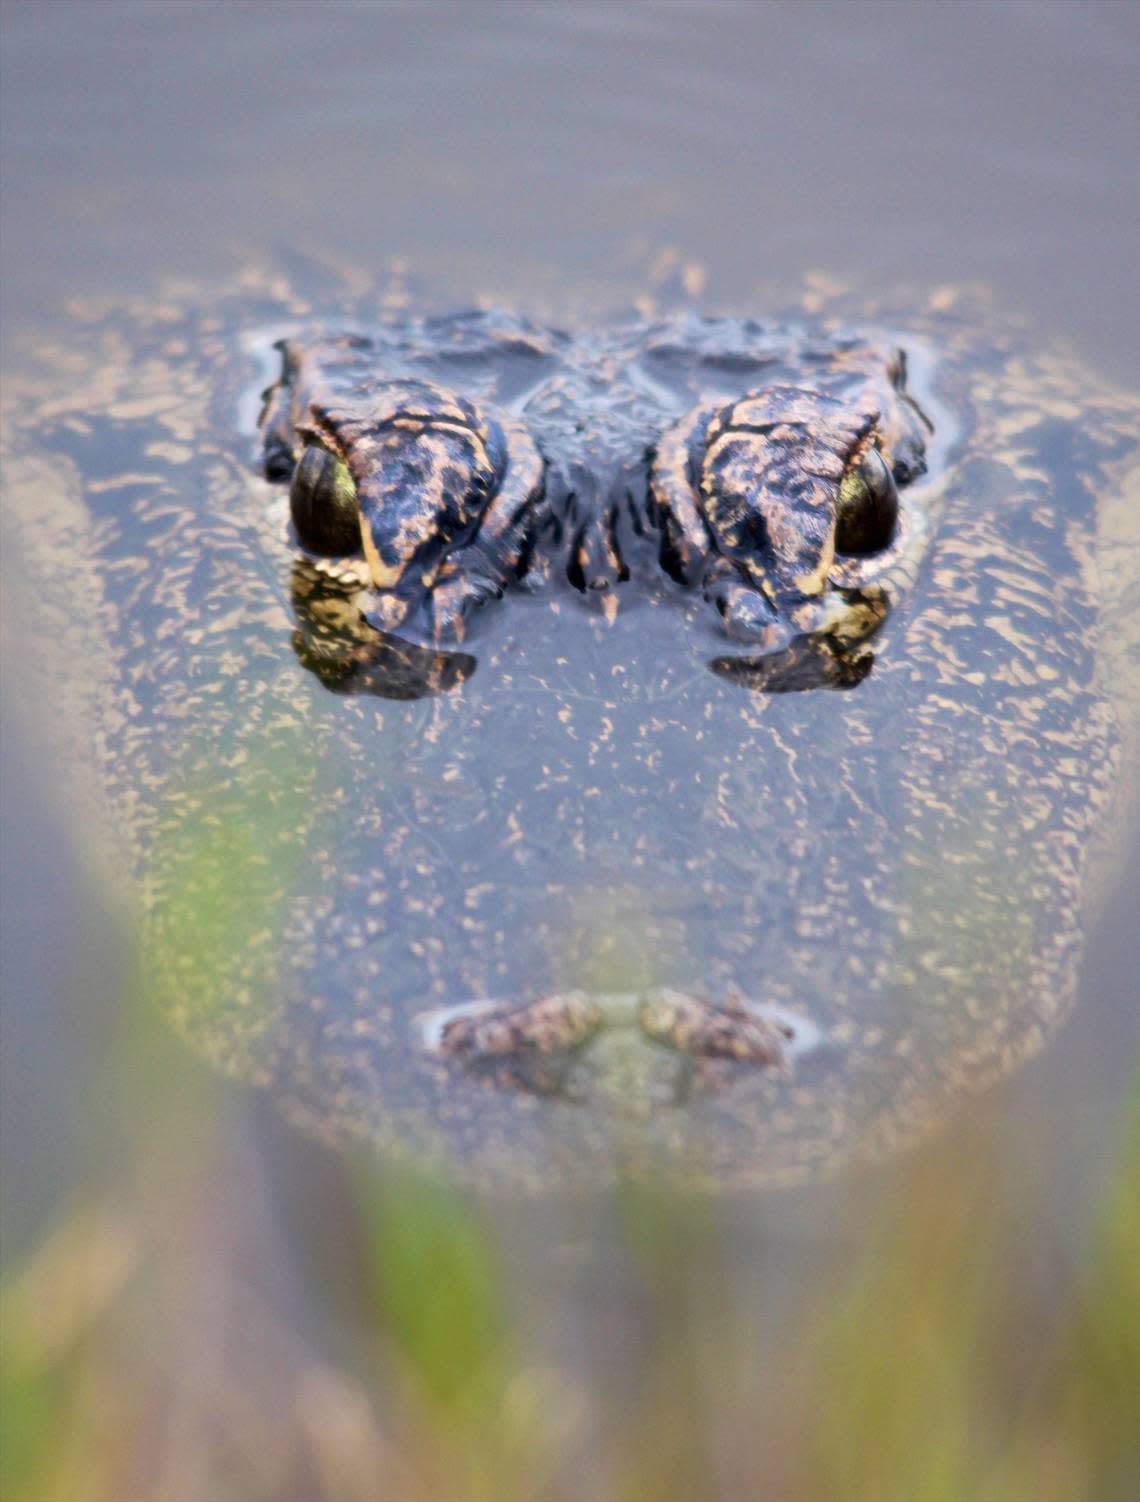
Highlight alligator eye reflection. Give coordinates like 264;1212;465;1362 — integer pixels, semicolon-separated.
289;559;477;700
835;444;898;556
289;442;361;556
709;637;874;694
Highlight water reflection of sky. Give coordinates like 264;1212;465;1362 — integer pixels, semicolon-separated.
2;0;1138;380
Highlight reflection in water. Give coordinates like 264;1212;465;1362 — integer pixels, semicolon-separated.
291;543;878;701
290;558;476;699
708;635;874;693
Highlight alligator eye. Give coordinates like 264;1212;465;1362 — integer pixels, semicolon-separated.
289;443;361;556
835;445;899;556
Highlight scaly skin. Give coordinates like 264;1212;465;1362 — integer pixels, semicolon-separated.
5;269;1136;1186
259;310;931;656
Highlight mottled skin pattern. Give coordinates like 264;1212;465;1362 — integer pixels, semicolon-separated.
259;308;940;1070
650;347;930;649
259;311;932;658
261;352;545;637
4;269;1137;1187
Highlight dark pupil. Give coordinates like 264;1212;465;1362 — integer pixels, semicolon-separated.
290;445;360;556
835;450;898;556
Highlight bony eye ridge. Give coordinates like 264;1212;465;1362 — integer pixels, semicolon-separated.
261;328;931;649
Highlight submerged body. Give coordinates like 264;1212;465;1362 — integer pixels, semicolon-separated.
4;270;1136;1186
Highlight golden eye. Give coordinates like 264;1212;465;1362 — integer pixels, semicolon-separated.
289;443;360;556
836;446;898;556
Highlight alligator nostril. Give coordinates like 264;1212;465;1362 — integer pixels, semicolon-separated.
420;990;823;1111
637;988;793;1067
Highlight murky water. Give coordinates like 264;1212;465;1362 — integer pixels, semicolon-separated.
2;1;1138;1493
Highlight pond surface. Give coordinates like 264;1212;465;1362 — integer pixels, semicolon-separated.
1;2;1137;1494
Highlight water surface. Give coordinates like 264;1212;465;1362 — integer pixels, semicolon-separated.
1;2;1137;1494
